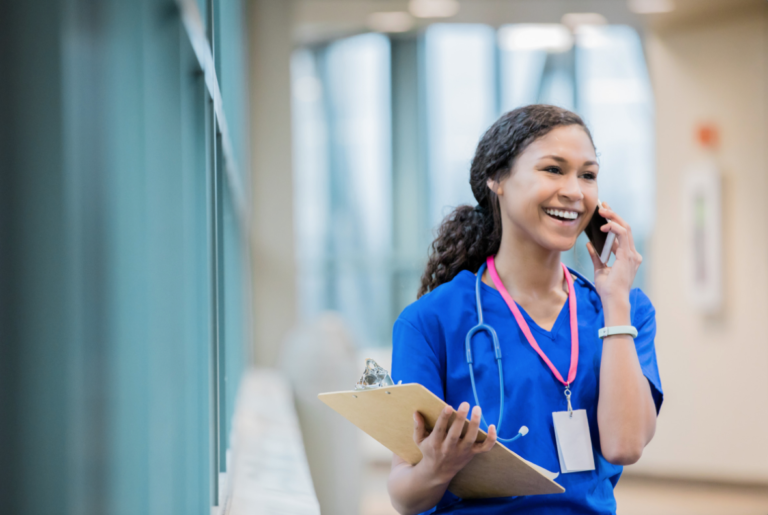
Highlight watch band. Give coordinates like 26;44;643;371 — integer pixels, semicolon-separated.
598;325;638;339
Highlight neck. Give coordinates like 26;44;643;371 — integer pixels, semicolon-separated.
491;224;564;298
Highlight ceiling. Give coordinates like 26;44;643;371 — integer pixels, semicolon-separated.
292;0;767;45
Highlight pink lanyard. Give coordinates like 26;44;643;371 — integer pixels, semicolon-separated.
486;255;579;388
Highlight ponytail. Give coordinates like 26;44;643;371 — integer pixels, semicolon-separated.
418;205;499;298
417;104;593;298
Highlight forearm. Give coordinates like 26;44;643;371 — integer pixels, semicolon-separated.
597;298;657;465
387;457;451;515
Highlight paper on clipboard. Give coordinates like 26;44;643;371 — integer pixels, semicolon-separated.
318;383;564;499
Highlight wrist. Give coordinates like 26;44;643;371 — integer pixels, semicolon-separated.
415;456;455;487
602;297;631;326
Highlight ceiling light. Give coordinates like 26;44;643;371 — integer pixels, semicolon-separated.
575;25;611;49
498;24;573;53
561;13;607;30
627;0;675;14
367;11;414;33
409;0;460;19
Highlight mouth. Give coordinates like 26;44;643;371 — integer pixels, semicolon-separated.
543;207;581;224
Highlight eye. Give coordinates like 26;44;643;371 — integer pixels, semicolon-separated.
581;171;597;180
544;166;562;174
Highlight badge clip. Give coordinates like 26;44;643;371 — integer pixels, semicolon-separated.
354;358;399;390
564;384;573;418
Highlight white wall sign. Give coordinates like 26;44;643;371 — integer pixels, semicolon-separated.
683;159;722;314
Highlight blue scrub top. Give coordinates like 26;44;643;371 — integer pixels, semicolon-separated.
391;268;663;515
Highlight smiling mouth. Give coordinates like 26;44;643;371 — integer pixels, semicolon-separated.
544;208;580;222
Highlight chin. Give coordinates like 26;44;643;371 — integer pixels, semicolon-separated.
542;236;579;253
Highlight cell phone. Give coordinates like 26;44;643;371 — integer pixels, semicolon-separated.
583;200;615;265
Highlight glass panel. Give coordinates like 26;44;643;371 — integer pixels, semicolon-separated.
575;25;654;286
1;1;247;513
576;25;655;240
424;24;497;229
291;48;331;320
217;0;248;177
293;34;393;347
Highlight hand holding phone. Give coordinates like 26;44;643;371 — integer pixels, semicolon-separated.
584;200;616;264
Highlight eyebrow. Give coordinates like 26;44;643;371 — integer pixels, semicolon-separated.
541;154;599;167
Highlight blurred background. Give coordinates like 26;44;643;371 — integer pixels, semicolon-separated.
1;0;767;514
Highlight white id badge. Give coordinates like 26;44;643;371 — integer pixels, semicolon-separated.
552;410;596;473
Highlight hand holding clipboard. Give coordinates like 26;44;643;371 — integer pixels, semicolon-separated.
318;360;563;499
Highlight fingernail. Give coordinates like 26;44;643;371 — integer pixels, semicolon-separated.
472;406;480;417
460;401;469;411
413;413;417;422
443;406;452;415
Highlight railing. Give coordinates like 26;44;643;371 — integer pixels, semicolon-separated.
224;370;321;515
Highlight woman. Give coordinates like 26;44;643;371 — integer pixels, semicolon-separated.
388;105;662;514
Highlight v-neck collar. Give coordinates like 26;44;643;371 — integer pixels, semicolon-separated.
516;297;570;340
466;269;571;340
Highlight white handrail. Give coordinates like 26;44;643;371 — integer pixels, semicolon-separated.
224;369;321;515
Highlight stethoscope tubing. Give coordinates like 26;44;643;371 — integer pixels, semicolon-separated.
465;262;524;443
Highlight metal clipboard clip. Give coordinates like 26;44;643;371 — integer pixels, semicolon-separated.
354;358;400;390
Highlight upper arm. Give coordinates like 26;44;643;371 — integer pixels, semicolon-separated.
631;289;663;414
391;318;445;400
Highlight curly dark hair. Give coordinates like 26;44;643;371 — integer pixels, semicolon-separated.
417;104;594;298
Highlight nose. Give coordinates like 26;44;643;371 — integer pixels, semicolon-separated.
559;172;584;202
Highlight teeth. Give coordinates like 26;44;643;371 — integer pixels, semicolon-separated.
546;208;578;220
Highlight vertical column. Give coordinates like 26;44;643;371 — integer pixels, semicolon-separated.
0;1;71;513
391;36;431;309
247;0;296;367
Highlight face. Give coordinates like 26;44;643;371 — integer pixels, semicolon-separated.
488;125;599;252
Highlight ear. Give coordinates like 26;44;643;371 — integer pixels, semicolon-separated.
486;177;503;196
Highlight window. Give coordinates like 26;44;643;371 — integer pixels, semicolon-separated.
293;23;655;351
0;1;250;513
424;24;497;228
293;34;393;347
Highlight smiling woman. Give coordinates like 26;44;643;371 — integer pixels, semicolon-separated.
418;106;596;296
389;104;662;515
487;124;599;257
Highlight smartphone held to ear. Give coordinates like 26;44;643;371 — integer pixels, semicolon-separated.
584;201;615;265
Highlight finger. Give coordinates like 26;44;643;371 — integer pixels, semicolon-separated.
600;220;626;236
602;222;632;257
600;202;627;227
599;204;636;252
446;402;470;445
475;424;497;453
461;405;482;449
413;411;427;445
586;241;605;271
601;222;628;254
431;405;452;441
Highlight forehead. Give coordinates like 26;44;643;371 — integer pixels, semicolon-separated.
524;125;597;162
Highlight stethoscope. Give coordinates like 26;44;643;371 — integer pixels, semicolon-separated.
465;262;529;443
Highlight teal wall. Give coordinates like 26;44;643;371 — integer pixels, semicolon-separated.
0;1;250;514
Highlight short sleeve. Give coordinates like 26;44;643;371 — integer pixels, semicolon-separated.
391;318;445;400
631;289;664;414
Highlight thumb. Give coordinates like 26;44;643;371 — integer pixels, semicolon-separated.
413;411;427;445
586;241;605;272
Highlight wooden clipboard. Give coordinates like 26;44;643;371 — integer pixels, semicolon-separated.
318;383;564;499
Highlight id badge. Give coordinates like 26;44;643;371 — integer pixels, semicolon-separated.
552;410;596;473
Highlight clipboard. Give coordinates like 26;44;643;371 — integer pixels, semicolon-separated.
318;383;564;499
